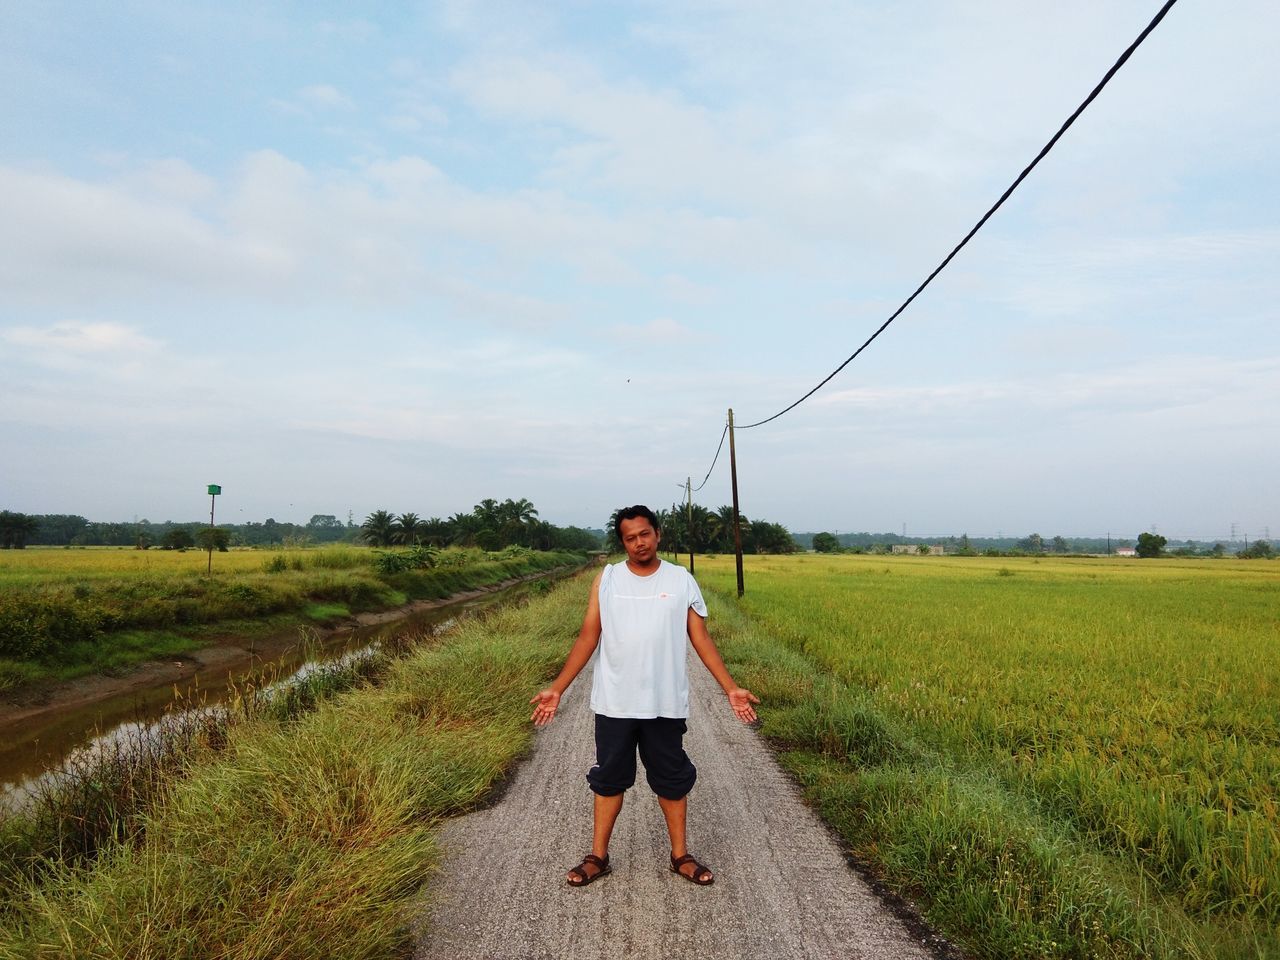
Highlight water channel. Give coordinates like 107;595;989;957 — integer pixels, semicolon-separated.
0;571;574;807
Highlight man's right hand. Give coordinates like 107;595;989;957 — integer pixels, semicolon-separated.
530;689;561;726
728;687;760;724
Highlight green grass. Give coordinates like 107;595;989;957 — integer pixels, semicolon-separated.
303;602;351;622
0;547;584;691
0;571;590;959
10;552;1271;958
693;553;1279;959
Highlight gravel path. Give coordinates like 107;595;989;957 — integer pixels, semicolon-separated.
412;655;946;960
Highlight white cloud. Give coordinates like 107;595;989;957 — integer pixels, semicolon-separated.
267;98;307;117
0;164;287;301
390;339;585;376
299;84;353;110
3;320;160;356
120;158;217;205
316;19;378;41
609;317;702;343
814;355;1280;439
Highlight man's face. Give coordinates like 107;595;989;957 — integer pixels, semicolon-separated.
618;516;660;565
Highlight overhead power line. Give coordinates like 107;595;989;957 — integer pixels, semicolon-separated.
739;0;1179;430
692;423;728;492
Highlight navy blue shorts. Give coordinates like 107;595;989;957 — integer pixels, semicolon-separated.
586;715;697;800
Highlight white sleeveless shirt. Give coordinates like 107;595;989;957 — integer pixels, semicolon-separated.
589;559;708;719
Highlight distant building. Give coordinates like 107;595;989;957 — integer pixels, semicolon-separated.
1114;547;1137;557
891;544;945;556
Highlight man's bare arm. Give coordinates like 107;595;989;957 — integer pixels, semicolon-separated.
687;607;759;724
530;571;603;726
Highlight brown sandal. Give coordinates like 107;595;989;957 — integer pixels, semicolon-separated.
670;853;714;885
567;853;611;887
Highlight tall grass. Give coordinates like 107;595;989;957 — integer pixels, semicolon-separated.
0;572;590;959
696;554;1279;959
0;636;392;908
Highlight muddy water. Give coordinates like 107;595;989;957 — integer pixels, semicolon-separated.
0;574;565;802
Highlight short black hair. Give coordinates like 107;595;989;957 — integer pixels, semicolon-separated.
614;504;659;540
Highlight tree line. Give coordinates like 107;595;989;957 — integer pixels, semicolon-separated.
0;501;602;552
0;512;356;549
604;503;797;556
359;498;600;552
806;529;1272;558
0;511;40;549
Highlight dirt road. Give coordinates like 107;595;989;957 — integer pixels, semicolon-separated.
412;655;951;960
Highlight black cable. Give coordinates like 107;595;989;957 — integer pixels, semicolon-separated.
692;423;728;492
740;0;1179;430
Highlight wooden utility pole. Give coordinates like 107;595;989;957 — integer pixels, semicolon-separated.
685;476;695;575
728;408;744;597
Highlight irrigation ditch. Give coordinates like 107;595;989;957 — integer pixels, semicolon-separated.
0;561;587;900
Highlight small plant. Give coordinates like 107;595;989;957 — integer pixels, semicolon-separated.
372;545;438;574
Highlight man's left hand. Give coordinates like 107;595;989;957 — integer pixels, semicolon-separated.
728;687;760;724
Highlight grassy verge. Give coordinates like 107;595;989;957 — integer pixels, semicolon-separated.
695;555;1278;960
0;569;590;959
0;547;584;691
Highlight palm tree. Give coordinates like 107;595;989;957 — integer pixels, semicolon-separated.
521;518;547;550
654;508;674;556
662;502;688;554
497;498;536;525
394;512;424;545
604;509;623;553
715;505;749;552
687;504;717;553
422;517;450;547
360;510;396;547
449;512;481;546
474;498;501;528
493;498;539;547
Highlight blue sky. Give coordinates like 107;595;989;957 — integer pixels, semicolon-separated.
2;1;1276;541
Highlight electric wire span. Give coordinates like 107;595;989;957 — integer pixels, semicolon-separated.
693;423;729;493
738;0;1179;431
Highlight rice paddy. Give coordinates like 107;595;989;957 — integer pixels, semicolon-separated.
694;552;1279;959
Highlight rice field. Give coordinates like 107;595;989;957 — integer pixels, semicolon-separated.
0;545;585;690
0;544;371;585
694;552;1279;959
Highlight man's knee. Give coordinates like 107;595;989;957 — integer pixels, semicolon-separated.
646;763;696;800
586;765;635;796
587;781;629;797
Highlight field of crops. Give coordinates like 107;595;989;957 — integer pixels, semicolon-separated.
0;545;584;690
694;553;1278;959
0;545;369;584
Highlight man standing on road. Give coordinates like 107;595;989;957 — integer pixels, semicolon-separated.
530;504;760;887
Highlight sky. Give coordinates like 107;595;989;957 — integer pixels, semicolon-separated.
1;1;1276;542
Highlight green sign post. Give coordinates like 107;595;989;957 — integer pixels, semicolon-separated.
207;484;221;575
